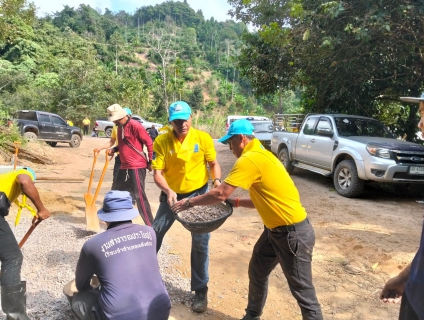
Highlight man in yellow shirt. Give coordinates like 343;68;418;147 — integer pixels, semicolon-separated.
66;119;74;126
0;168;51;319
152;101;222;313
172;119;323;320
82;117;90;135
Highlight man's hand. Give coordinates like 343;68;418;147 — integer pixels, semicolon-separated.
171;198;189;213
380;275;406;303
37;207;51;220
167;191;178;208
147;163;152;172
107;149;115;156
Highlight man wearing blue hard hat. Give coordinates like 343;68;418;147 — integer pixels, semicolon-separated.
0;167;51;319
151;101;222;313
172;119;323;320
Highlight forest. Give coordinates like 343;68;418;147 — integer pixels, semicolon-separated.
1;0;424;140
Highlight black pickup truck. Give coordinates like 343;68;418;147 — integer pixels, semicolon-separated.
14;110;83;148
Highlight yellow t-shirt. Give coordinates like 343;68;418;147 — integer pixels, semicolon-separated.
0;169;34;203
225;139;307;229
152;127;216;194
67;120;74;126
82;118;90;125
111;125;119;155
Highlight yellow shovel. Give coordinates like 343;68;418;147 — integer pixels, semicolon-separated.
84;151;111;232
84;150;99;231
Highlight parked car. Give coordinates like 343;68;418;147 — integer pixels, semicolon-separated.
94;115;163;138
13;110;83;147
271;113;424;198
225;115;270;132
250;120;273;150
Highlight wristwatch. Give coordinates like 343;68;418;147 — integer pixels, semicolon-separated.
185;198;193;207
213;178;222;185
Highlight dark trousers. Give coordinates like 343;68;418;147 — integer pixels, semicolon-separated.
112;155;121;186
83;125;89;135
246;219;323;320
71;290;101;320
0;216;23;286
112;168;153;226
399;291;422;320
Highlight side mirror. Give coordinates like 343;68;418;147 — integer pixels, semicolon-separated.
317;128;334;137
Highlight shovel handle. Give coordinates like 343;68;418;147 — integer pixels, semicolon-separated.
87;150;99;193
19;217;41;248
91;151;111;207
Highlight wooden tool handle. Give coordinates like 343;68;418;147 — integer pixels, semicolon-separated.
87;151;99;193
91;151;110;206
19;217;41;248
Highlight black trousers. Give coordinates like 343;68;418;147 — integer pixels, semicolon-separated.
112;168;153;226
246;219;323;319
112;155;121;186
0;216;23;286
83;125;89;135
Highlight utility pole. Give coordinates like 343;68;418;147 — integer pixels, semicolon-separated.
279;86;283;114
115;44;118;74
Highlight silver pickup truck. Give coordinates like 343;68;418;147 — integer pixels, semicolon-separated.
94;116;163;137
271;113;424;197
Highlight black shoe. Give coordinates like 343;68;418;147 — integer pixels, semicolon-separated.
192;286;208;313
240;314;261;320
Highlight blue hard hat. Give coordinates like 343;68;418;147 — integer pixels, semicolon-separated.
24;167;36;182
123;107;132;116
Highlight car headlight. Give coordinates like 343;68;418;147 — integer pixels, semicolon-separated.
366;146;391;159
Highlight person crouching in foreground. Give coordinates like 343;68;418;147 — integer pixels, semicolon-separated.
70;190;170;320
172;119;323;320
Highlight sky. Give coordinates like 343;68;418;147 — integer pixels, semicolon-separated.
33;0;234;22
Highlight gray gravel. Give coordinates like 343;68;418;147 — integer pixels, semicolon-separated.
0;213;191;319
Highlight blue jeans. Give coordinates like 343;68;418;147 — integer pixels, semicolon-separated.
246;219;323;319
153;184;210;291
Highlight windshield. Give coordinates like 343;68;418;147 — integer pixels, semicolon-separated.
252;122;273;133
334;117;394;138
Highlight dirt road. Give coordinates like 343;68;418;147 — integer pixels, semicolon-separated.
6;136;423;319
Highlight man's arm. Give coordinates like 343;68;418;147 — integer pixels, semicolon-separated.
94;137;116;153
153;169;177;206
17;174;50;220
207;159;222;188
380;263;412;303
75;247;95;291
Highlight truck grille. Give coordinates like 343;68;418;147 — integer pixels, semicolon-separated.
393;150;424;165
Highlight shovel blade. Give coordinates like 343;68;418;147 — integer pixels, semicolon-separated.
84;193;100;232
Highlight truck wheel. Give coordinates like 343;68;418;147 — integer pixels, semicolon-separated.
47;142;57;147
334;160;364;198
69;134;81;148
23;132;37;143
278;148;294;174
105;127;112;138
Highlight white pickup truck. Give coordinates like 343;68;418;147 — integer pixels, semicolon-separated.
271;113;424;197
94;116;163;138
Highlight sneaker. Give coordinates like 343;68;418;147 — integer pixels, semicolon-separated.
192;286;208;313
240;314;261;320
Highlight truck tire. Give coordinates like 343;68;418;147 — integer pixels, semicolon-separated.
334;160;364;198
278;148;295;174
23;132;37;143
47;142;57;147
105;127;113;138
69;134;81;148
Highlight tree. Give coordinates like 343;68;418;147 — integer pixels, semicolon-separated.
230;0;424;141
0;0;35;42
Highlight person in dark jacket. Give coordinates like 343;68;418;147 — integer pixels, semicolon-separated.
71;190;171;320
149;125;159;141
380;92;424;320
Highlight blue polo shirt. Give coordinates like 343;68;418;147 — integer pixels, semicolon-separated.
405;219;424;318
75;223;170;320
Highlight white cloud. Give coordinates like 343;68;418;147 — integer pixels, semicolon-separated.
33;0;233;21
